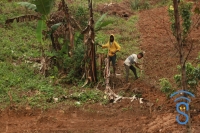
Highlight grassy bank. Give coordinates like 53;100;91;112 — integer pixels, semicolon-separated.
0;0;140;109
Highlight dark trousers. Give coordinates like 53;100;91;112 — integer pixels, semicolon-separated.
109;54;116;66
124;64;138;82
109;54;116;74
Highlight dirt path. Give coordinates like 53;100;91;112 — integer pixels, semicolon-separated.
1;97;200;133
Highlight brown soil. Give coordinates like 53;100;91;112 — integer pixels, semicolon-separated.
95;1;133;19
139;6;200;87
1;1;200;133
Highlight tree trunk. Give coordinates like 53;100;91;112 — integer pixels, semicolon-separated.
62;0;74;56
88;0;97;82
82;0;97;84
173;0;191;132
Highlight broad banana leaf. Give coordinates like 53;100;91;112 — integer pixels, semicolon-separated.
47;22;62;37
36;19;46;43
17;2;37;11
51;22;62;32
96;20;113;31
95;13;107;30
32;0;54;16
46;22;62;37
95;13;113;32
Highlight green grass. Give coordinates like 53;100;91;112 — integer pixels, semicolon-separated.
0;0;139;109
0;61;67;108
1;22;41;61
155;0;171;7
0;1;62;109
130;0;151;10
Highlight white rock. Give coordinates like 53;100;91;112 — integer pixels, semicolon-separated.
139;98;143;104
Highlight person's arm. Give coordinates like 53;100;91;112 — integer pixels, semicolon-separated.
135;62;142;70
101;42;109;49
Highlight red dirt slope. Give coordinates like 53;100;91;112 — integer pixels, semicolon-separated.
139;6;200;86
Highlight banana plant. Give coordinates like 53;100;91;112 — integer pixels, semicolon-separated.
17;1;63;42
6;1;56;44
17;2;37;11
94;13;113;32
5;2;39;25
31;0;54;45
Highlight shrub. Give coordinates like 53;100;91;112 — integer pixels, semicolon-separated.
130;0;150;10
174;63;200;94
159;78;175;97
64;44;85;84
168;0;193;37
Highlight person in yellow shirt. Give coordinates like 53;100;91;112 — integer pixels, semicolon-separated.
101;34;121;75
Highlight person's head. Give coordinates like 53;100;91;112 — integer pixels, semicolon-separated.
110;35;114;42
137;52;143;59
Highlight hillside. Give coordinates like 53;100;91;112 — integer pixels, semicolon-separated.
0;0;200;133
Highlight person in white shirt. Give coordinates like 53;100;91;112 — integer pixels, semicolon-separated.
124;52;143;82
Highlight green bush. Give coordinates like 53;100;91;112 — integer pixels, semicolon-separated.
168;0;193;37
174;63;200;94
130;0;150;10
64;44;85;83
159;78;175;97
69;4;88;28
45;31;85;84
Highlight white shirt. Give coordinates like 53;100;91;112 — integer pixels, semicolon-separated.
124;54;138;66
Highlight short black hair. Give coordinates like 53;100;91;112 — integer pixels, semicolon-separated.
138;52;143;57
